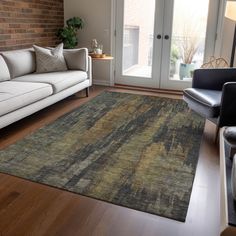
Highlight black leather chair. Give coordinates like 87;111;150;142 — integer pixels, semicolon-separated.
183;68;236;138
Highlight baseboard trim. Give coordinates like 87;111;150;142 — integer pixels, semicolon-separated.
114;84;183;95
93;80;111;86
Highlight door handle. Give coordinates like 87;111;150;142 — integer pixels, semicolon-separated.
164;35;170;40
157;34;162;39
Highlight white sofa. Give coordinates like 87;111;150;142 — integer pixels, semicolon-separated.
0;48;92;129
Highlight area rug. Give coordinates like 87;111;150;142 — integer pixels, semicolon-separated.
0;91;204;222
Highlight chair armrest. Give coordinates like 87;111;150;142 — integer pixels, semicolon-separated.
219;82;236;127
192;68;236;90
63;48;88;72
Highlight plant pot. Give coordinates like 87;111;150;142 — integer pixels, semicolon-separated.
179;63;195;80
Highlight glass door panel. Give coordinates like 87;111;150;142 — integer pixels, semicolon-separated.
122;0;155;78
169;0;210;82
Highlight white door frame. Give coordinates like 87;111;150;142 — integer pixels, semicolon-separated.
112;0;221;90
114;0;164;88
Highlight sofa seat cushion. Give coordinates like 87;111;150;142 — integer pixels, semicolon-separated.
0;81;53;117
183;88;222;118
14;71;87;94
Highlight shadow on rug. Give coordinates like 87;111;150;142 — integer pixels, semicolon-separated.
0;91;205;222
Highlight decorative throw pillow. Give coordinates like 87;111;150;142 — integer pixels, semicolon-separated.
63;48;88;71
33;43;68;73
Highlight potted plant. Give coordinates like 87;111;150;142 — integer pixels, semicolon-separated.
177;22;200;80
57;17;84;49
178;33;199;80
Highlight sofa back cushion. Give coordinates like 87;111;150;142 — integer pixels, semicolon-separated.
1;49;36;78
0;55;11;82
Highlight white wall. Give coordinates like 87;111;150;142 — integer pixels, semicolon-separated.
220;18;235;66
64;0;113;86
216;0;236;67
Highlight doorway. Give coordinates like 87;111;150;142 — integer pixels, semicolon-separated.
114;0;220;90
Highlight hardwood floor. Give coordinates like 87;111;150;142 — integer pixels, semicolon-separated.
0;86;220;236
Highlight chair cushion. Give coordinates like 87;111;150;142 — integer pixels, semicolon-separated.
183;88;222;117
0;55;10;82
33;44;68;73
1;49;36;78
0;81;53;116
13;71;88;94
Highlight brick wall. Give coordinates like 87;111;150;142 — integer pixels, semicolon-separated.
0;0;64;51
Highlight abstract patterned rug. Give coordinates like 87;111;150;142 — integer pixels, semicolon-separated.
0;91;204;222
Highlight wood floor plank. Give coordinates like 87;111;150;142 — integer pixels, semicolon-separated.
0;86;220;236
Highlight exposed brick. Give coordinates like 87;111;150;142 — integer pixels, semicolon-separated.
0;0;64;51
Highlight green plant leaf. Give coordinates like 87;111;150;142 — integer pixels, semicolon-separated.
66;17;84;29
56;17;84;49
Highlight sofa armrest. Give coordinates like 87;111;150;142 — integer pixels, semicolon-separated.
63;48;88;72
219;82;236;127
192;68;236;90
88;56;92;86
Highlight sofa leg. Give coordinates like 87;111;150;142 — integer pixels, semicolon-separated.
86;87;89;97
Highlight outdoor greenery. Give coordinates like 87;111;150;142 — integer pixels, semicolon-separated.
171;45;179;63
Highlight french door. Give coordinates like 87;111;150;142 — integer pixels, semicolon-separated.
115;0;219;90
